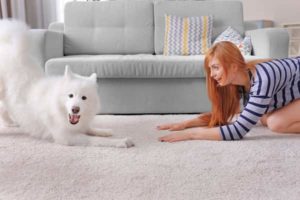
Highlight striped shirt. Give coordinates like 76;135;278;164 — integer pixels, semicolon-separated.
220;56;300;140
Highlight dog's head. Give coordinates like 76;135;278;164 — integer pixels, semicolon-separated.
61;65;100;126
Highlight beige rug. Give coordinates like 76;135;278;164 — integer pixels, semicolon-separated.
0;115;299;200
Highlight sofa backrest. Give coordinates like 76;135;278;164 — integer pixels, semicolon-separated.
154;1;244;54
64;1;154;55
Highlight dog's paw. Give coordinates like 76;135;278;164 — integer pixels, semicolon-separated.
116;138;134;148
99;129;113;137
6;123;19;128
0;122;19;128
88;128;113;137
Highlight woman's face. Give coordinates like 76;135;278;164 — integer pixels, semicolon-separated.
209;57;227;86
209;56;236;86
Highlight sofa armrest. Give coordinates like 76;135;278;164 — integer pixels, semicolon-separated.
29;29;64;69
48;22;64;32
246;28;289;59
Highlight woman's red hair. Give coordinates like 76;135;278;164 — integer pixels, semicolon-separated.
201;41;269;127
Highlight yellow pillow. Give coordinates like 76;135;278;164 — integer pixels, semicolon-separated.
163;15;213;55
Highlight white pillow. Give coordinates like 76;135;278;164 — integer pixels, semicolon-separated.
213;26;252;56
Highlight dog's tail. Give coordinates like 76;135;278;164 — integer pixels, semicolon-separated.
0;19;43;92
0;19;30;61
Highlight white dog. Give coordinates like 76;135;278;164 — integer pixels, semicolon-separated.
0;19;134;148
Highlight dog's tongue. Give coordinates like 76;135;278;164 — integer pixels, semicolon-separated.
70;114;80;124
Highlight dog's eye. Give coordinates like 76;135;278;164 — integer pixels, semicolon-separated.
69;94;73;98
82;96;87;100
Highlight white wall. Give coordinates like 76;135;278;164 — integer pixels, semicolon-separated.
240;0;300;26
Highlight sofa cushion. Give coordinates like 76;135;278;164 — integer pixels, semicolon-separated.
163;15;213;55
46;55;264;79
154;1;244;55
64;1;154;55
46;55;207;78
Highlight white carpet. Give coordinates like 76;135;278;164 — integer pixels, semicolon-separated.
0;115;300;200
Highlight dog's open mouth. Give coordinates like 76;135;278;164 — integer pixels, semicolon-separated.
69;114;80;125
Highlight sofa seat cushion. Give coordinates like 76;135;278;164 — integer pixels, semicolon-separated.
45;55;264;79
46;54;207;78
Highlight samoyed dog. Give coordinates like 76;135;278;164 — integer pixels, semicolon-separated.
0;19;134;148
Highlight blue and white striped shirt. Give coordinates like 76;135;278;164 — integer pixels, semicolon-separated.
220;56;300;140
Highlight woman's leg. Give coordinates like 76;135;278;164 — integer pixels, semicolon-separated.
263;99;300;133
260;113;271;126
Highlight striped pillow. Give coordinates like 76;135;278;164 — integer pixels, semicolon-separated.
163;15;213;56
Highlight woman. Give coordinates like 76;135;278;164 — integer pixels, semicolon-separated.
157;41;300;142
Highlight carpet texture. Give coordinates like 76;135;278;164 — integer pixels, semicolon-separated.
0;115;300;200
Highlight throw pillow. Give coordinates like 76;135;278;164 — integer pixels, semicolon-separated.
237;36;252;56
163;15;213;56
213;26;252;56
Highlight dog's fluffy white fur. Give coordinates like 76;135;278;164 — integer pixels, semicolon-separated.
0;19;133;148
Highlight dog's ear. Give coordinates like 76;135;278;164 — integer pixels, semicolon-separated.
64;65;73;80
89;73;97;83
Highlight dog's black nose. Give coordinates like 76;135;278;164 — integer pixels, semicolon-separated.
72;106;80;114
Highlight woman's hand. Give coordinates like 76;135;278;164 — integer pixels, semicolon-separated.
158;127;222;142
156;122;186;131
159;131;192;143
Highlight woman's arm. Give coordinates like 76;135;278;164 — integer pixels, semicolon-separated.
159;127;222;142
157;112;210;131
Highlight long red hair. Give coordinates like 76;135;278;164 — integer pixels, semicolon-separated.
201;41;269;127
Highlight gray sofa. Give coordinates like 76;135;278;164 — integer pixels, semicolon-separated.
29;0;289;114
